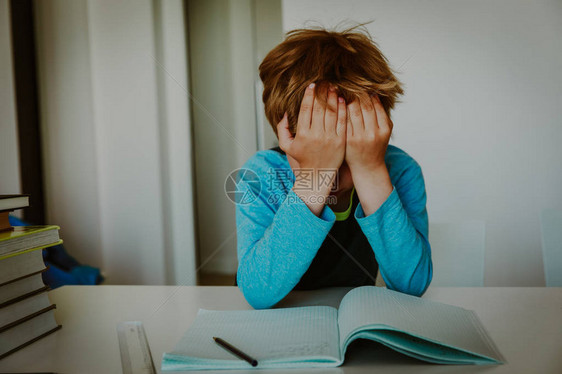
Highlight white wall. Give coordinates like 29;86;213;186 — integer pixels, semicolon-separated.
282;0;562;286
34;0;197;285
0;0;21;196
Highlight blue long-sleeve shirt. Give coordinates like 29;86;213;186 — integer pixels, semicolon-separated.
235;144;433;309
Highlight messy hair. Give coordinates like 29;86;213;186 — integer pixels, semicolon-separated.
259;22;405;136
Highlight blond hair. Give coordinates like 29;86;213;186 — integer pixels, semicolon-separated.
259;22;405;136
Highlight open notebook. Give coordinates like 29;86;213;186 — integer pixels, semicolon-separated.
161;286;504;370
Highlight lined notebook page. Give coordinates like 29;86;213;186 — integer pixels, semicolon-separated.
337;286;504;362
163;306;341;370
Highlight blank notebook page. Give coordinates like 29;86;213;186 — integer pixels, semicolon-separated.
165;306;340;364
337;286;504;362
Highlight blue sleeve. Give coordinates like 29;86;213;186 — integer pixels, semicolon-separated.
354;161;433;296
235;156;336;309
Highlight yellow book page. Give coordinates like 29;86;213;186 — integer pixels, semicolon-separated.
0;239;64;261
0;225;60;243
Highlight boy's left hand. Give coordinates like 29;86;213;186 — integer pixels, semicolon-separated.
345;93;392;173
344;92;394;216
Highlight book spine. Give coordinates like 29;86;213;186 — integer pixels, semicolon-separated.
0;304;56;333
0;324;62;360
0;285;50;309
0;267;48;287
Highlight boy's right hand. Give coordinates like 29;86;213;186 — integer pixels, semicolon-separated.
276;82;347;216
277;83;347;172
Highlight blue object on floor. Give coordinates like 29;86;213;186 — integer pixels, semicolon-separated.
8;215;104;288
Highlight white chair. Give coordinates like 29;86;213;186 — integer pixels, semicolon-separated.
540;209;562;287
428;221;486;286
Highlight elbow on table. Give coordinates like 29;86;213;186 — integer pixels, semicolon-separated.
411;264;433;297
404;281;431;297
236;274;279;310
386;261;433;298
388;280;430;298
404;247;434;297
246;295;277;310
240;287;279;310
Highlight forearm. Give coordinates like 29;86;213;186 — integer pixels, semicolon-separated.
351;164;393;216
356;188;433;296
236;189;335;309
291;169;334;217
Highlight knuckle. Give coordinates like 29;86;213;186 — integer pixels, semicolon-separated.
380;128;391;137
311;131;323;141
363;102;375;112
299;130;309;140
313;104;324;114
300;104;312;112
351;109;362;118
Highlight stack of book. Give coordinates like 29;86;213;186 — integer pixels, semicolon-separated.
0;195;63;360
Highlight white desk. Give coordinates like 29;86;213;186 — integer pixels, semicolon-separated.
1;286;561;373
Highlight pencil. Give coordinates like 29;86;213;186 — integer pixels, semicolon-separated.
213;337;258;367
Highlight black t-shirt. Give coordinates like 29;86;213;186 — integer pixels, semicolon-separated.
264;147;379;289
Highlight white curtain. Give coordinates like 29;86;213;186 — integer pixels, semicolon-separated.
34;0;197;285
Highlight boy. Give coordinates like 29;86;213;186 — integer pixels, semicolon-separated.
236;25;432;309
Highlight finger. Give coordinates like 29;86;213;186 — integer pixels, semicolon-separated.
346;103;353;138
359;92;378;136
311;84;327;134
297;83;316;133
325;86;338;134
337;97;347;137
372;94;392;134
347;98;364;133
277;112;293;151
